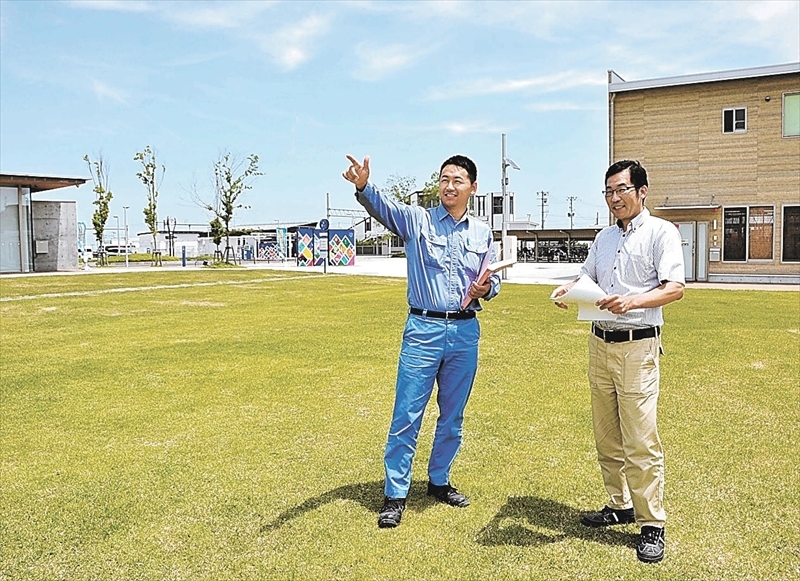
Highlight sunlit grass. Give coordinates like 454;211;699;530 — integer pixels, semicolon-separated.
1;271;798;580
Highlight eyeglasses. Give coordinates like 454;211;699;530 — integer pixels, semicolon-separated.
603;185;637;198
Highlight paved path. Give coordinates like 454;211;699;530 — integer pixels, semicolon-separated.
4;256;798;291
231;257;800;291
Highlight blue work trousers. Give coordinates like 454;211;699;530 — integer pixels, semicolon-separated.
384;313;480;499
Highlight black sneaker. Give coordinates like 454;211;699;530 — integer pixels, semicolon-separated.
426;482;470;507
636;526;665;563
580;505;636;527
378;497;406;528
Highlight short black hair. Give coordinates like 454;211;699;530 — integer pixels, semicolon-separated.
440;155;477;184
606;160;648;190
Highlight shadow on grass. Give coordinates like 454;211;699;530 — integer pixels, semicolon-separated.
476;496;636;548
260;479;443;533
261;480;456;533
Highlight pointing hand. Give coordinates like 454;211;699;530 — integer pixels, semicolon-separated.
342;155;370;191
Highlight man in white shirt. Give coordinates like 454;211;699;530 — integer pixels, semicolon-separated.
552;160;684;564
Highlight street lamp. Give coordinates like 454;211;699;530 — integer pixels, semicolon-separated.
122;206;129;267
113;215;119;256
500;133;521;278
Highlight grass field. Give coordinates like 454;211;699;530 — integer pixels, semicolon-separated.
1;269;798;581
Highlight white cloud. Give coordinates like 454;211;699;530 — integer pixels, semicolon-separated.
425;71;606;101
70;1;330;70
162;1;275;30
441;121;502;134
253;14;331;70
736;0;800;59
66;0;152;13
744;0;795;22
91;79;126;103
396;120;510;135
352;42;431;81
525;101;604;112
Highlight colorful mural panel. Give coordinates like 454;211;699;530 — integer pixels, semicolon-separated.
328;229;356;266
296;227;355;266
296;227;316;266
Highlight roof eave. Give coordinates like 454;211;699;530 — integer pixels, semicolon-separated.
608;62;800;93
0;174;88;193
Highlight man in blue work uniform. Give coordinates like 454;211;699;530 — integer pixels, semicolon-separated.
342;154;501;528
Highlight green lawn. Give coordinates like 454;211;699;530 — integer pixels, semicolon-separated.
1;270;798;580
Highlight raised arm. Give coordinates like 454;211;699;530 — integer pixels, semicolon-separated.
342;154;421;241
342;154;370;191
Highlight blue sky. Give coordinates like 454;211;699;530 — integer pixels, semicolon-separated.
1;0;798;237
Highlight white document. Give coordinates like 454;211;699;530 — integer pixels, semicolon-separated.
550;274;618;321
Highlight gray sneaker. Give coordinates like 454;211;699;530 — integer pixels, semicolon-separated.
636;526;665;563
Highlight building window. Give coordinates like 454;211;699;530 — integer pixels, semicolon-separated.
748;206;774;260
723;207;747;261
493;195;503;215
782;205;800;262
783;92;800;138
722;107;746;133
474;195;486;217
723;206;777;262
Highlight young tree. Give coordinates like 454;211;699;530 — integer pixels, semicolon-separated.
384;174;416;203
83;154;113;260
198;153;261;263
134;146;165;256
209;217;224;259
419;171;441;208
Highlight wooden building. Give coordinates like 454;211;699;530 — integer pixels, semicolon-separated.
608;63;800;284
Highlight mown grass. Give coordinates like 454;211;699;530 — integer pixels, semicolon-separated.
1;270;798;580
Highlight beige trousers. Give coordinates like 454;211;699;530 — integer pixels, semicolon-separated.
588;333;665;527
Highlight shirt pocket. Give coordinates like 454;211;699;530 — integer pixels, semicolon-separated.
420;227;447;270
464;238;489;279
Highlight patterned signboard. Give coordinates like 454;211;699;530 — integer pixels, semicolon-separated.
296;227;355;266
328;229;355;266
257;228;289;261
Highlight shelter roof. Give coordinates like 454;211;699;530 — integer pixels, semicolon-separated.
0;173;87;193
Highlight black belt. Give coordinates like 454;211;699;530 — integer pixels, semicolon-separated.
409;307;476;320
592;324;660;343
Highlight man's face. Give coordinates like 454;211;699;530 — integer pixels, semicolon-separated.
605;168;646;226
439;164;477;217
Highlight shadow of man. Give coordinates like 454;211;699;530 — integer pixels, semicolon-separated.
260;480;439;533
475;496;636;548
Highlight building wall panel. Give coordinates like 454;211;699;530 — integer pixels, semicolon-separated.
610;70;800;282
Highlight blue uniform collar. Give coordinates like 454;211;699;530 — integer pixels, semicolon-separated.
434;203;471;225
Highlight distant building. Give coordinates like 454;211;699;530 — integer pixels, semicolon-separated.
136;224;210;258
0;174;87;273
608;62;800;283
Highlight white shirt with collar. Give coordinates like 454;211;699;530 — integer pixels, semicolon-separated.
581;208;685;330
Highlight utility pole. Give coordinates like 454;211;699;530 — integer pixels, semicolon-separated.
501;134;508;257
537;191;549;229
123;206;129;267
567;196;577;229
500;133;520;278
